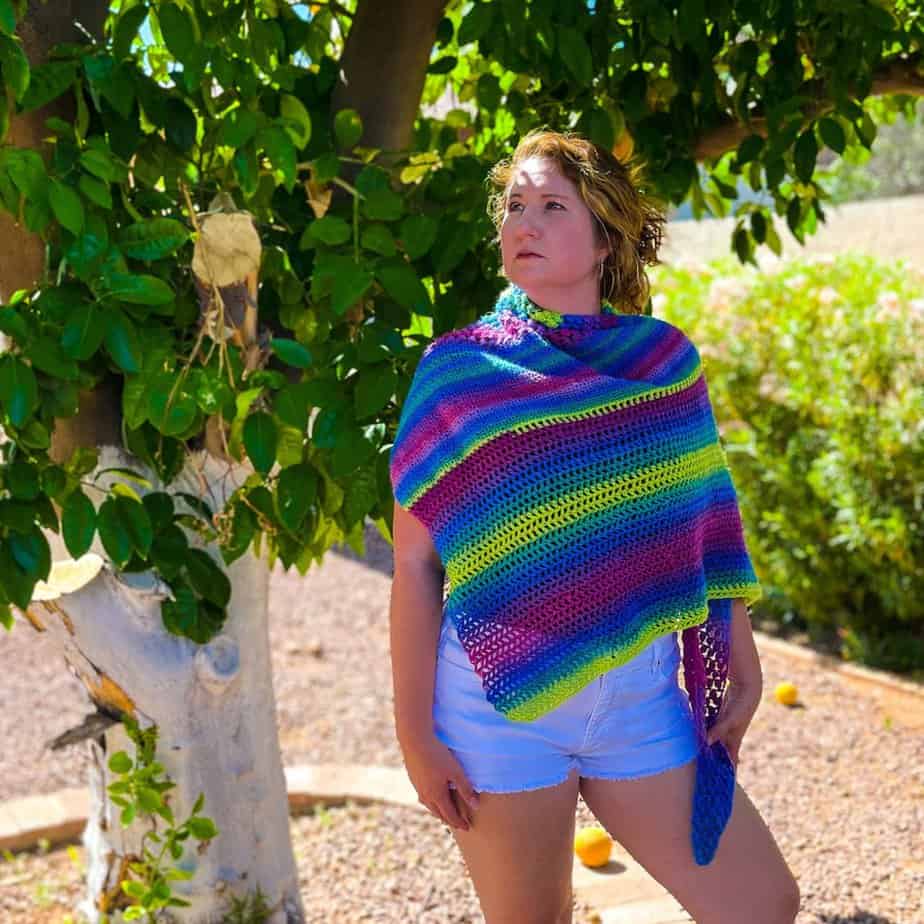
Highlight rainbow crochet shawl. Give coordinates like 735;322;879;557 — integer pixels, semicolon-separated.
389;284;762;865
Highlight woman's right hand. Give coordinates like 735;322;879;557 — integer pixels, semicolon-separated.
401;734;481;831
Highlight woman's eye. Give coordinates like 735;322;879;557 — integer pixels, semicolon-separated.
507;201;523;212
546;201;564;210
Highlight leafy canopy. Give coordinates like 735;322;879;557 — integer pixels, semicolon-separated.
0;0;919;640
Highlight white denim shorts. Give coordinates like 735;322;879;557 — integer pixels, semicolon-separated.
433;616;699;794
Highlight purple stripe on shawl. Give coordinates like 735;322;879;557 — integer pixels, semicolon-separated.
413;375;711;532
390;361;601;475
462;502;739;673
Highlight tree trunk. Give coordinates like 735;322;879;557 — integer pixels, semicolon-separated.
24;447;304;923
332;0;449;154
5;8;303;912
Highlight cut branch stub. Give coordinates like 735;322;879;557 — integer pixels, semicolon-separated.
192;209;262;362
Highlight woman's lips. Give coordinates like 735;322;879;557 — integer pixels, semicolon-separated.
516;252;543;259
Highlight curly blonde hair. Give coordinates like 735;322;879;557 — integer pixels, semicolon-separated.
486;129;667;313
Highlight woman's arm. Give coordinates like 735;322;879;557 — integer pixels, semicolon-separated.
390;500;445;750
728;598;763;689
706;598;763;764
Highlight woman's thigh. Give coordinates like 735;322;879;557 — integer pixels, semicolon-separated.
449;768;581;924
579;761;800;924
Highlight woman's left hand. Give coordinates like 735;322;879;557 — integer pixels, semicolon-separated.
706;674;762;768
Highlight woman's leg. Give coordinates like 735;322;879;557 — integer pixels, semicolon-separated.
578;759;800;924
448;768;582;924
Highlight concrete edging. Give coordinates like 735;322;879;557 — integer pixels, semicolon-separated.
752;629;924;701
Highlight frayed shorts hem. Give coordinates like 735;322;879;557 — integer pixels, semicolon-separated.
449;768;576;795
448;750;698;795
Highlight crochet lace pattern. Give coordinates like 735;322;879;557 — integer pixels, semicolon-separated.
389;284;763;865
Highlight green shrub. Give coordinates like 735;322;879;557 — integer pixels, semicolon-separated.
651;254;924;675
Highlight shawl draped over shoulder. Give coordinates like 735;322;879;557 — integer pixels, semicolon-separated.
389;284;763;865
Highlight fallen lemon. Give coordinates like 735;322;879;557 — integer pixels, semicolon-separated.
774;681;799;706
574;825;612;868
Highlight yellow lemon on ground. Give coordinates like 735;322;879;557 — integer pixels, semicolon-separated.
774;681;799;706
574;825;612;868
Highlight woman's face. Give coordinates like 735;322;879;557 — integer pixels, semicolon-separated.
500;156;608;301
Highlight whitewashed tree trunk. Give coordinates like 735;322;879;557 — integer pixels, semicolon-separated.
22;445;303;924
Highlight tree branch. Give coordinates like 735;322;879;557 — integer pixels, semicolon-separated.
693;53;924;162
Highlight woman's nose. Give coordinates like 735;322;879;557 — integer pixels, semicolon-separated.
514;213;540;238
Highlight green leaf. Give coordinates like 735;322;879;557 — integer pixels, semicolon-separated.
362;187;404;222
270;338;313;369
108;750;133;774
732;225;754;264
312;151;340;184
7;459;39;499
355;364;397;419
333;108;363;149
62;490;97;558
137;785;163;813
10;528;51;579
113;3;148;60
259;124;296;191
25;333;79;381
61;304;106;360
376;260;430;311
750;210;767;244
98;497;134;566
0;354;38;426
0;306;28;342
233;141;258;196
148;379;198;437
120;804;137;826
361;223;397;257
426;56;456;75
331;266;373;315
19;60;77;111
0;34;30;101
275;462;317;531
401;215;439;260
458;2;493;44
165;97;197;152
0;0;15;36
308;215;351;245
273;382;312;431
0;542;35;609
158;2;197;64
103;311;142;374
0;604;13;631
279;94;311;149
77;174;112;210
118;219;190;261
818;117;846;155
793;127;818;184
150;524;188;579
559;27;592;86
106;273;174;305
185;548;230;608
219;107;259;149
243;411;277;474
187;816;218;840
737;134;765;166
49;180;84;234
80;148;121;182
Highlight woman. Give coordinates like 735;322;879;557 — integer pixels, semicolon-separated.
388;130;799;924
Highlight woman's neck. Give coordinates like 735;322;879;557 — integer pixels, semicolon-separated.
521;280;602;316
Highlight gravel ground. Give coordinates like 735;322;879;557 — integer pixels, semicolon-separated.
1;522;922;923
